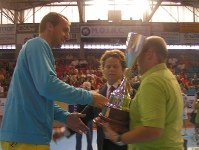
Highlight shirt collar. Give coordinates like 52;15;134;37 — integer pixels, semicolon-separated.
140;63;167;82
107;82;119;90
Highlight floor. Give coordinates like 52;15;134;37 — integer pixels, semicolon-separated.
52;128;199;150
50;130;98;150
0;129;199;150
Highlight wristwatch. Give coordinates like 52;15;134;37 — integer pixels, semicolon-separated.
116;135;125;146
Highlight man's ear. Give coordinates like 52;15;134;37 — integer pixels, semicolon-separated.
46;22;53;32
146;48;154;59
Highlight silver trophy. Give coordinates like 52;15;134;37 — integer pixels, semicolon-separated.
126;32;146;77
93;32;146;134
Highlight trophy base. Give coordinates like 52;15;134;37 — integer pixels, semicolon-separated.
93;106;129;134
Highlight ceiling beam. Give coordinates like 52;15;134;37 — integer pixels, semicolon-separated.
147;0;163;22
77;0;84;23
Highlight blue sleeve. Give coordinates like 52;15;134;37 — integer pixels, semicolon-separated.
54;103;70;124
25;39;93;105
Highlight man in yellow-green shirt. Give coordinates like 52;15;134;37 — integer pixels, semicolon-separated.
102;36;184;150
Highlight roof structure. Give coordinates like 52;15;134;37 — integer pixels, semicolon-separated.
0;0;198;11
0;0;198;23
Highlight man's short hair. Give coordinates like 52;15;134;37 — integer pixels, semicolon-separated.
82;82;91;90
142;36;168;63
39;12;70;33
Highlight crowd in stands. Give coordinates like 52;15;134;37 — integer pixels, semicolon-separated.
54;51;199;96
0;51;199;98
167;52;199;95
0;60;16;97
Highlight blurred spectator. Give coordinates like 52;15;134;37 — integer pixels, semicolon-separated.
168;55;178;67
131;64;139;78
179;71;185;80
87;53;95;63
3;72;12;87
76;72;85;87
4;62;9;72
191;74;199;90
1;67;6;76
87;60;94;70
182;74;191;89
93;58;100;70
168;64;175;74
182;93;189;136
177;61;186;72
8;65;14;76
0;69;5;83
79;59;88;68
182;56;190;71
61;71;69;83
71;57;80;69
8;59;16;68
0;82;4;98
175;74;185;90
192;60;199;69
75;81;93;150
65;52;74;63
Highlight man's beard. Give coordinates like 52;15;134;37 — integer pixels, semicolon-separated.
52;41;62;49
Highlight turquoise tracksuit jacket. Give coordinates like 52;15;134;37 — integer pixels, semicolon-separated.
0;37;93;145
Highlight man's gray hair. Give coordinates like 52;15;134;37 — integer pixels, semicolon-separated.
82;82;91;90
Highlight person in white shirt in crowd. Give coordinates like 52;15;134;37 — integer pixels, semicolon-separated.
71;57;80;69
79;59;88;68
177;61;186;72
168;54;178;67
182;93;190;136
65;52;74;63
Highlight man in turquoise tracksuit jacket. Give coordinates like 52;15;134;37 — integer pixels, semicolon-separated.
0;12;108;150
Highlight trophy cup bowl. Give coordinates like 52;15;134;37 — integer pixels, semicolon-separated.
93;32;146;134
93;105;130;134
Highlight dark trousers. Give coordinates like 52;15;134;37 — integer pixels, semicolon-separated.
76;121;93;150
103;139;127;150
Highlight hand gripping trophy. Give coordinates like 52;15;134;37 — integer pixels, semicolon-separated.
93;32;146;134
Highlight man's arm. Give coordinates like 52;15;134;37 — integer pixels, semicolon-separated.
67;105;96;137
102;123;163;145
53;104;98;139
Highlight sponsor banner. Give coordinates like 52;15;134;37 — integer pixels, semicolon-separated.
180;33;199;44
64;33;80;43
16;23;39;33
16;33;38;44
179;23;199;32
0;24;16;34
152;32;180;44
0;35;15;45
151;23;179;32
0;98;6;116
70;23;80;33
163;23;179;32
80;25;150;37
151;23;163;32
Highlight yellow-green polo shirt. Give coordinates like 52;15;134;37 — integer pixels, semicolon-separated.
129;63;184;150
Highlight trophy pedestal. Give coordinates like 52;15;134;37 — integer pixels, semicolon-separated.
93;105;129;134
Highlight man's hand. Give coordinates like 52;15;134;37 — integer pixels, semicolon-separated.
102;122;120;144
52;129;65;142
90;90;109;108
52;126;73;142
66;113;90;134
